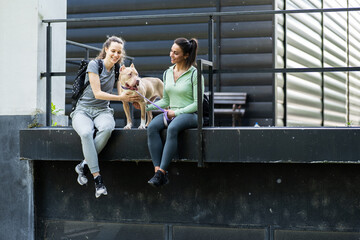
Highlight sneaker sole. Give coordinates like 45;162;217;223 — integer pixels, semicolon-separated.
147;180;158;187
95;190;108;198
147;180;169;188
75;165;88;185
77;175;88;185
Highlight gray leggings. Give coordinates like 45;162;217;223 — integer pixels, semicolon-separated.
147;112;198;171
71;106;115;173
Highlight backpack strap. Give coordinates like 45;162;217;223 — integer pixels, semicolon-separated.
114;63;120;83
83;59;103;90
96;59;103;75
163;69;168;84
92;59;119;84
190;69;196;85
97;59;120;84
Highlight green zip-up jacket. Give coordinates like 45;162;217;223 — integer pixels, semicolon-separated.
146;65;204;116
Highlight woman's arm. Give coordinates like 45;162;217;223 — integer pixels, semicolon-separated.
89;72;141;102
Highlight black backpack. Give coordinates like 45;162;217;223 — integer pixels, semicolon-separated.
163;69;210;126
71;59;120;111
202;92;210;127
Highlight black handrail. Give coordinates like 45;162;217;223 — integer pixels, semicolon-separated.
66;40;135;62
41;41;133;78
43;8;360;23
67;40;100;60
196;59;213;167
43;8;360;126
42;8;360;166
42;39;134;125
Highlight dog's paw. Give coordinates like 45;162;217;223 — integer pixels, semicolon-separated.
124;124;132;129
138;124;146;129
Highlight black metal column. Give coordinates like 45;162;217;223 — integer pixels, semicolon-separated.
271;0;276;127
321;0;325;126
215;0;221;93
208;16;215;127
283;0;287;126
346;0;350;124
46;23;52;126
196;59;213;168
197;60;204;167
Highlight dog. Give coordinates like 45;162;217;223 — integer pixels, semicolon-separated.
119;63;164;129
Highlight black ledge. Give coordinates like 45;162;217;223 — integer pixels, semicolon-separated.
20;127;360;164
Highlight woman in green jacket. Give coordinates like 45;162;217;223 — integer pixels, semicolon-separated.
146;37;204;187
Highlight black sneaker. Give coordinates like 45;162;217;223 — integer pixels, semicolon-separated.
94;175;108;198
75;161;89;185
148;170;169;187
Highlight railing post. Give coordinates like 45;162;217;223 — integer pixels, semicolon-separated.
197;59;204;167
85;48;90;60
46;23;52;126
208;16;215;127
196;59;213;167
208;16;214;62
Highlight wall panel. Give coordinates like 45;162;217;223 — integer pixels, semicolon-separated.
66;0;276;126
279;0;360;126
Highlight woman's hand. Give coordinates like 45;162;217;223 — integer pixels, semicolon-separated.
132;102;141;109
165;110;176;119
119;91;142;102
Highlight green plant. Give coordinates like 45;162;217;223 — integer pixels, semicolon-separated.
51;102;63;115
28;109;43;128
51;102;64;126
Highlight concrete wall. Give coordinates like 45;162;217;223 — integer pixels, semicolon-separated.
0;0;66;116
0;0;66;239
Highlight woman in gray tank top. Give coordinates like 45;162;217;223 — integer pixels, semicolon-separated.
71;36;141;198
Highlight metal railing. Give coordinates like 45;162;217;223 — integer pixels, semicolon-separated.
196;59;213;167
42;7;360;167
66;40;135;64
43;7;360;124
41;38;134;125
67;40;102;61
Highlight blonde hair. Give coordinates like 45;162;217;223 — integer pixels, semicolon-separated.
97;36;126;64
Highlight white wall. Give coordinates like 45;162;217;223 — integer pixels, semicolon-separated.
0;0;66;117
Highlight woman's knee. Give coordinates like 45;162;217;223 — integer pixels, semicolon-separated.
97;118;115;133
147;123;158;135
78;129;94;140
98;124;114;137
166;125;180;138
148;120;163;135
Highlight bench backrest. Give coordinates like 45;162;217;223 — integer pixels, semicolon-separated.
206;92;247;105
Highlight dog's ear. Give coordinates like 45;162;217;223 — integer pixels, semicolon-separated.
120;65;126;71
130;63;135;68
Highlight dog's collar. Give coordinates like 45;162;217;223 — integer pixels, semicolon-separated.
121;85;138;91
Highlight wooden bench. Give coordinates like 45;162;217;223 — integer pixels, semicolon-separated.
144;92;247;127
207;92;247;127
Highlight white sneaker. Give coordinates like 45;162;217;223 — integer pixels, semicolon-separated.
75;161;88;185
94;175;108;198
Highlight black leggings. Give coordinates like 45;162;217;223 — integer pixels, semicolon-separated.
147;113;198;171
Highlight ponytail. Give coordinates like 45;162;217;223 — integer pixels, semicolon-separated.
174;37;198;68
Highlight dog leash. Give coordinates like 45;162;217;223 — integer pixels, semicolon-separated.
121;85;170;121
